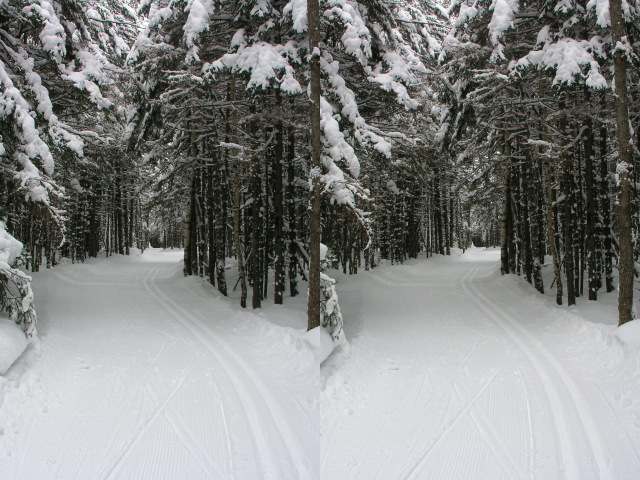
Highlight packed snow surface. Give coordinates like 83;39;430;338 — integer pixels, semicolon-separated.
322;247;640;480
0;318;28;374
0;249;317;479
3;247;640;479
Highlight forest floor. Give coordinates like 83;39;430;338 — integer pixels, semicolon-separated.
322;247;640;480
2;248;640;479
0;249;318;480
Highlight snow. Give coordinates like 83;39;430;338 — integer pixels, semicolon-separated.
0;249;317;479
205;40;302;94
0;222;23;269
615;320;640;347
0;318;28;375
0;59;55;203
183;0;214;62
487;0;518;60
4;247;640;478
304;326;338;364
455;5;478;27
283;0;308;32
513;37;608;88
322;247;640;479
587;0;611;26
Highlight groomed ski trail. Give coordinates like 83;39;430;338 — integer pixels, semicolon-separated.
321;248;640;480
0;249;318;480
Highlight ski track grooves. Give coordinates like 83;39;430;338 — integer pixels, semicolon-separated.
144;264;313;480
102;360;198;479
464;264;615;480
403;362;507;480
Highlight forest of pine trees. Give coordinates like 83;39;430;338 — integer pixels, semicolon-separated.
1;0;639;332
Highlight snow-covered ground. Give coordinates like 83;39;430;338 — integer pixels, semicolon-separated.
322;247;640;480
2;247;640;479
0;249;318;480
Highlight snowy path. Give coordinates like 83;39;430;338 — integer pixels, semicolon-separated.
322;248;640;480
0;249;318;480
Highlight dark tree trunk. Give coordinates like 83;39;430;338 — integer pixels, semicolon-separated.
584;105;598;300
500;159;511;275
183;169;196;276
545;157;563;304
287;127;299;297
215;153;228;296
610;0;635;325
273;109;285;304
600;128;615;293
307;0;322;330
560;107;576;306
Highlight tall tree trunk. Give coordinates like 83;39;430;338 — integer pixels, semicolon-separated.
522;160;533;285
307;0;322;331
215;152;228;296
262;144;269;300
600;127;614;293
529;154;544;293
500;160;511;275
251;111;263;309
273;103;285;304
560;105;576;306
195;170;206;277
207;164;215;285
229;75;247;307
583;97;598;300
183;169;196;276
610;0;635;325
545;158;563;304
287;126;299;297
511;161;522;276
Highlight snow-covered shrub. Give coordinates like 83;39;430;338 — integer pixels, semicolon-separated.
320;243;344;341
0;222;37;338
320;272;344;341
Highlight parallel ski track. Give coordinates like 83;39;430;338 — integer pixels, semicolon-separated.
462;264;615;480
143;264;314;480
335;267;528;480
175;274;316;429
402;264;615;480
398;267;517;480
100;266;225;480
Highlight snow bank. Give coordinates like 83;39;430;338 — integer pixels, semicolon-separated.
614;320;640;348
0;318;28;374
304;326;346;364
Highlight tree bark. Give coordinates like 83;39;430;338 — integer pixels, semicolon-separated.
559;105;575;306
583;95;598;300
183;169;196;276
500;160;511;275
307;0;322;331
600;127;614;293
287;126;299;297
544;158;563;304
273;101;285;304
229;75;247;307
610;0;635;325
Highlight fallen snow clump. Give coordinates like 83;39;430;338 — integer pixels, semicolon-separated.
0;318;28;374
304;326;346;364
614;319;640;348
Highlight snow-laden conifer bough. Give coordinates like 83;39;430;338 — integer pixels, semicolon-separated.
0;222;35;374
